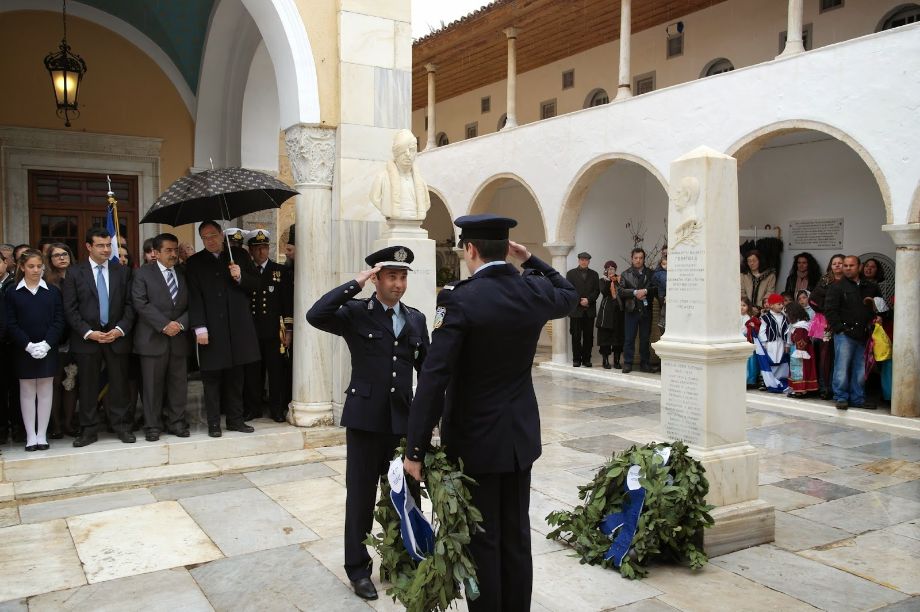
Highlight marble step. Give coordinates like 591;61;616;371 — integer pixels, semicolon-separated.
0;422;345;503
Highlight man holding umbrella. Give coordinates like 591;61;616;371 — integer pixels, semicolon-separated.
186;220;260;437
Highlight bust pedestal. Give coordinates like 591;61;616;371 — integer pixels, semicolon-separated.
373;219;436;326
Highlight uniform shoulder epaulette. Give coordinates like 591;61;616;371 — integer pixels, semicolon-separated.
522;268;546;278
441;277;472;291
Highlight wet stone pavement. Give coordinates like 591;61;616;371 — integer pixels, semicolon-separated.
1;368;918;611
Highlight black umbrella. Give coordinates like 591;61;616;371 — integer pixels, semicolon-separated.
142;167;298;262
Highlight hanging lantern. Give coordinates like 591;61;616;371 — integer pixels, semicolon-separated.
43;0;87;127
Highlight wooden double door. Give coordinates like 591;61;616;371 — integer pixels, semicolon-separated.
28;170;138;261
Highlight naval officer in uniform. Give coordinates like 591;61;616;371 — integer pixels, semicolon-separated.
243;229;293;422
307;245;430;601
403;214;577;611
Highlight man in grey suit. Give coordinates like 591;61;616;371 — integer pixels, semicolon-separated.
131;233;190;441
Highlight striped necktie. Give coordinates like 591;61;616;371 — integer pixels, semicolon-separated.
166;268;178;304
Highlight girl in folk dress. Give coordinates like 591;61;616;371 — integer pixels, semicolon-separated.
786;303;818;396
5;250;65;451
741;298;760;388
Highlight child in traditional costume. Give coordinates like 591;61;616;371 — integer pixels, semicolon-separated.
786;302;818;396
741;298;759;388
755;293;790;393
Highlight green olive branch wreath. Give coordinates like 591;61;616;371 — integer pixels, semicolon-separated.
545;441;714;579
365;445;483;612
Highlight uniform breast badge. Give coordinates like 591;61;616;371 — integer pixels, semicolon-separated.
433;306;446;329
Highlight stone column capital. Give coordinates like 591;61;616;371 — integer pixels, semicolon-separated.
543;242;574;257
503;26;519;39
283;124;336;187
883;223;920;247
424;62;438;73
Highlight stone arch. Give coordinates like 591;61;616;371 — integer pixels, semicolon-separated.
468;173;548;259
557;153;668;244
726;119;893;224
0;1;195;114
876;3;920;32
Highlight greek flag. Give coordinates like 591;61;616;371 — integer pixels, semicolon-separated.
105;204;120;263
387;458;434;562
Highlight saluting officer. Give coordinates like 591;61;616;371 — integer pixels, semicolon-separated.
403;215;577;612
307;246;429;602
243;229;293;422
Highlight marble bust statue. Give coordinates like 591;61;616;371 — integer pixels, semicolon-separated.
370;129;431;221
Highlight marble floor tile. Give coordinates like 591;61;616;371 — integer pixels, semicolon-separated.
532;550;662;610
19;489;156;524
530;469;587;508
757;484;823;511
0;507;19;528
324;459;347;475
578;400;661;420
317;444;348;461
851;437;920;462
789;444;883;468
28;568;213;611
877;479;920;502
179;488;318;556
712;545;907;611
746;430;820;454
790;491;920;534
746;411;797;428
150;474;254;501
814;466;912;491
190;544;367;611
885;518;920;541
560;433;638;457
531;528;567;556
756;420;853;441
772;511;852;551
0;519;86;601
874;597;920;611
529;489;573;536
773;476;862;501
814;428;893;448
643;563;819;612
800;530;920;595
862;459;920;480
757;454;838;480
532;443;606;472
260;477;347;538
67;501;222;583
611;599;679;612
0;601;26;611
244;462;337;487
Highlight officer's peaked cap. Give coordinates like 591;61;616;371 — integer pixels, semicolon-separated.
455;214;517;241
366;245;414;270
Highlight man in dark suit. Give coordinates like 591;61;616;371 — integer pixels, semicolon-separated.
307;245;429;602
566;251;600;367
403;215;577;612
62;227;136;446
186;220;259;438
243;230;293;422
131;233;190;441
617;247;659;373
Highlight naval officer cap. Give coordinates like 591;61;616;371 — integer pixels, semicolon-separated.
224;227;246;244
454;214;518;241
247;229;270;246
366;245;414;270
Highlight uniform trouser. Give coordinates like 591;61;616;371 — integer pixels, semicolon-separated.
467;467;533;612
140;350;188;433
74;347;129;435
344;428;418;582
243;336;285;419
623;310;652;368
569;317;594;363
201;365;245;427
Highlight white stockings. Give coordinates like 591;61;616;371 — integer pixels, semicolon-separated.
20;377;54;447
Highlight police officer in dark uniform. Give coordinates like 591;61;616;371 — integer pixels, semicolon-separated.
243;229;293;422
307;245;429;601
403;215;577;612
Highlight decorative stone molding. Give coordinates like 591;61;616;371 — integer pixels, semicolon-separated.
283;124;336;187
0;126;162;158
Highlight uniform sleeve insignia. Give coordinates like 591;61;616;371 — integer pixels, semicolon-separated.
268;285;275;292
433;306;446;329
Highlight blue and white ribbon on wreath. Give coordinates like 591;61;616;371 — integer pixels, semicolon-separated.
599;447;672;566
388;458;434;562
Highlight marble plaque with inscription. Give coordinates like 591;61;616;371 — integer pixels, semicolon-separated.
662;361;705;446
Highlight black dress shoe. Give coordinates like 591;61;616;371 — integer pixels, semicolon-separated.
573;361;581;367
73;435;98;447
146;431;160;442
168;429;191;438
622;365;632;374
49;431;63;440
640;365;660;373
208;425;222;438
118;431;137;443
583;361;593;368
226;423;255;433
271;415;286;423
25;444;37;452
351;577;378;600
36;443;50;451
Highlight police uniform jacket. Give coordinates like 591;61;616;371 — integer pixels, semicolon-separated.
186;246;260;370
250;260;293;339
406;256;577;474
307;282;429;435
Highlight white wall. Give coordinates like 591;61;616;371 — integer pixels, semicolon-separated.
739;134;892;277
241;42;281;173
572;162;669;271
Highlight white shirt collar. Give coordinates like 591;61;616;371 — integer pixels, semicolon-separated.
474;260;507;275
91;259;109;270
156;261;173;273
16;278;48;292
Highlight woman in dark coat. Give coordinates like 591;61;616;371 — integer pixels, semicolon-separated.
596;260;625;369
43;243;77;438
5;249;65;451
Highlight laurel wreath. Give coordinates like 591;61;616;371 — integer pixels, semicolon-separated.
365;444;483;611
545;441;714;579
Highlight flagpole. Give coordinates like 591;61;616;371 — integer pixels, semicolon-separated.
106;175;121;249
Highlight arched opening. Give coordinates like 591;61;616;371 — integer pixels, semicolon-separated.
584;88;609;108
701;58;734;78
421;189;459;287
436;132;449;147
241;41;281;173
734;128;892;297
877;4;920;31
